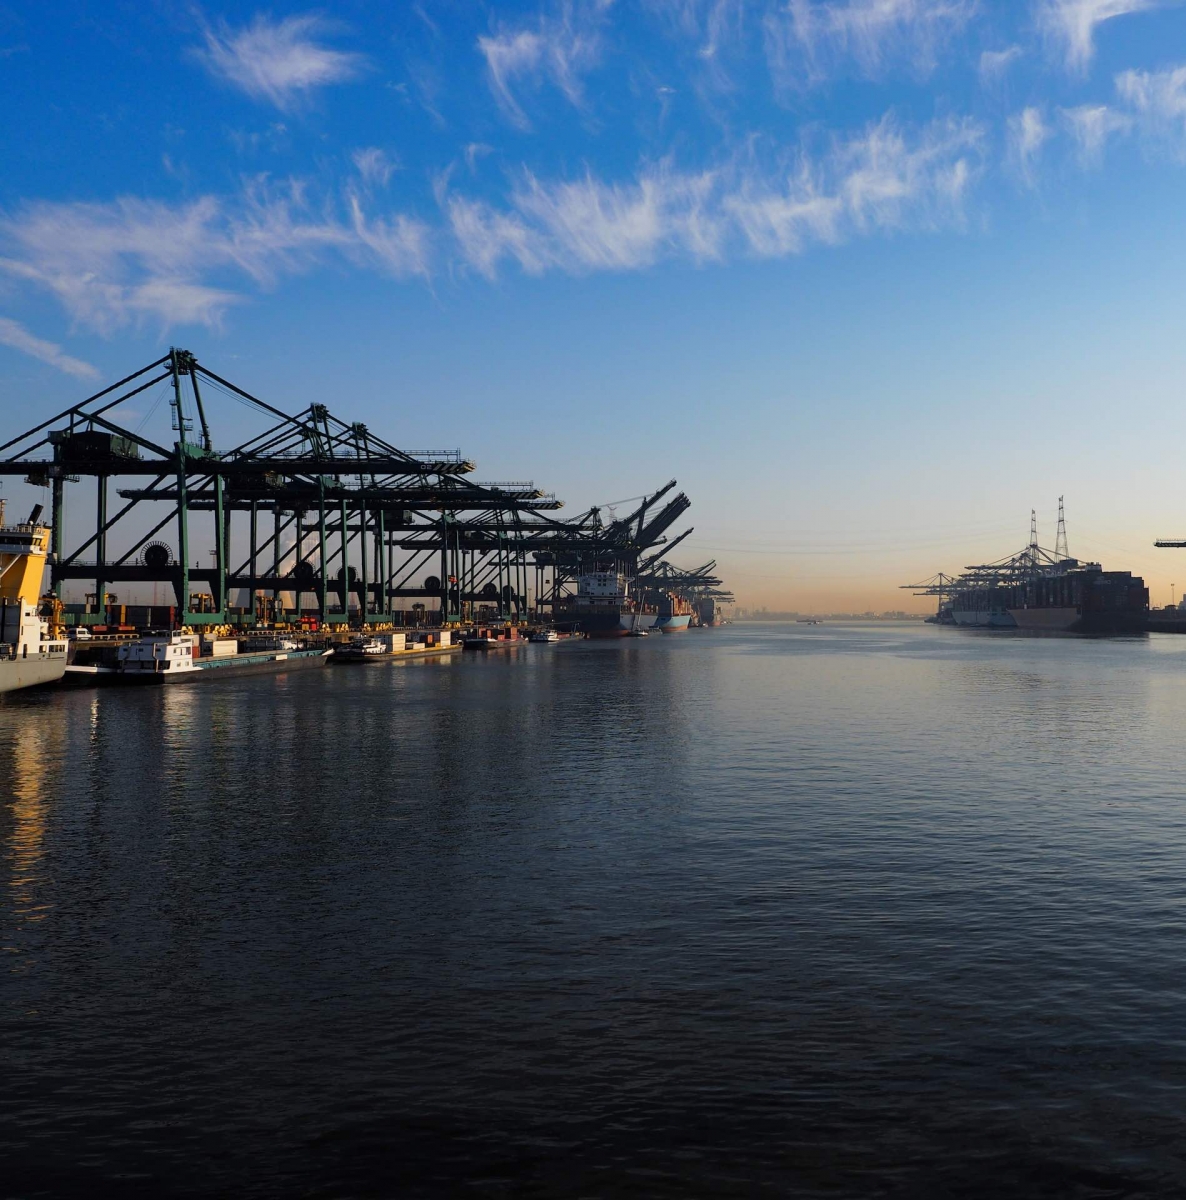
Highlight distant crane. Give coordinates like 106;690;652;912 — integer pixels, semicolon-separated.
1055;496;1070;561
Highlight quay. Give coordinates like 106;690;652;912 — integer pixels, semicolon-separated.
0;349;731;695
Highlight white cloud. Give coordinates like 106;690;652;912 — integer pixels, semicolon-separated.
701;0;745;59
1007;106;1051;185
192;14;366;110
979;44;1022;83
1113;63;1186;156
444;115;983;278
446;196;550;278
478;5;605;128
512;166;725;269
352;147;396;188
1060;103;1133;162
0;316;98;379
765;0;976;87
464;142;494;173
0;182;431;335
837;114;981;223
1116;62;1186;123
725;170;845;255
1038;0;1161;74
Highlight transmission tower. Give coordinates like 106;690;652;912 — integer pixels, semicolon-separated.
1055;495;1070;561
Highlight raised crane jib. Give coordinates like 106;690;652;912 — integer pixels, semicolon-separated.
635;492;691;549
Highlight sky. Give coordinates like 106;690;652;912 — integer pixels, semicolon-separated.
4;0;1186;611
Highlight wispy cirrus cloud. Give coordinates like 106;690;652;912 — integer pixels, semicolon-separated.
352;147;397;189
1038;0;1161;74
765;0;976;87
478;3;607;128
0;181;430;335
1060;103;1133;162
979;44;1022;84
443;115;983;279
0;316;98;379
1007;106;1051;185
444;164;722;278
1116;61;1186;143
191;13;366;110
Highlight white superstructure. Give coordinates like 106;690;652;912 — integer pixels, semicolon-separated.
117;631;198;675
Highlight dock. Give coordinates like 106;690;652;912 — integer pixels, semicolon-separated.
0;348;731;694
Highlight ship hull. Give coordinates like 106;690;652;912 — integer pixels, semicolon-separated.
116;648;332;684
1007;607;1079;631
950;609;1017;628
556;611;658;637
0;656;68;694
654;614;691;633
1008;607;1146;634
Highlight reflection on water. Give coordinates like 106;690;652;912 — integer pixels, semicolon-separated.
4;713;69;934
3;625;1186;1198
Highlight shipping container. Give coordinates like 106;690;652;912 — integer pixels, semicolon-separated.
201;637;238;658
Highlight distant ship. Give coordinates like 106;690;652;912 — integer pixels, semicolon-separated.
652;592;693;633
0;502;68;693
947;565;1147;633
1006;566;1147;633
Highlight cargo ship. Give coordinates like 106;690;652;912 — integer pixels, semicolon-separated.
949;587;1016;628
1005;565;1147;633
652;592;693;633
555;572;658;638
0;502;68;694
946;564;1147;633
694;597;729;627
909;505;1147;635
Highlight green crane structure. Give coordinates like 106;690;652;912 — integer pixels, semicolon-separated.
0;349;701;628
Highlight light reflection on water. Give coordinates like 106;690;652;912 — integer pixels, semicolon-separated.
3;624;1186;1197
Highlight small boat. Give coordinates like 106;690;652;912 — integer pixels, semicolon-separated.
527;629;560;643
625;628;649;638
463;635;498;650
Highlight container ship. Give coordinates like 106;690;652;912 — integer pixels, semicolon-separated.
651;592;692;632
555;572;656;637
0;502;68;693
907;504;1148;635
1003;566;1147;633
944;564;1147;633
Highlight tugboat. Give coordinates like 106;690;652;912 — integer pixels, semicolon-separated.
0;501;68;694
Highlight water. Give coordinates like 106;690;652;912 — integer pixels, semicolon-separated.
4;624;1186;1198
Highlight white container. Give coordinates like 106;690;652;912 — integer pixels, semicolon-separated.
202;637;237;658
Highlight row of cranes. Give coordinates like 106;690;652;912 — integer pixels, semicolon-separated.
0;349;725;628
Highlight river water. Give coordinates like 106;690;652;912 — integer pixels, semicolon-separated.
3;623;1186;1198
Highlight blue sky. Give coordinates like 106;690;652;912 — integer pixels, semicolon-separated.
4;0;1186;609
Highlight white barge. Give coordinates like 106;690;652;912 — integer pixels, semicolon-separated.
67;631;333;684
